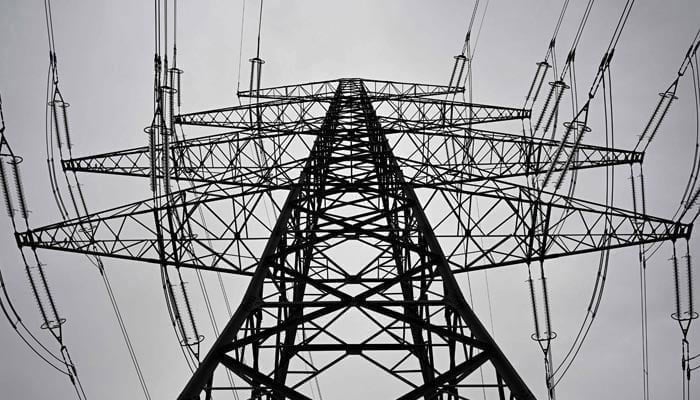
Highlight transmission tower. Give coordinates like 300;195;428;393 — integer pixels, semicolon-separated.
3;0;700;397
13;71;690;399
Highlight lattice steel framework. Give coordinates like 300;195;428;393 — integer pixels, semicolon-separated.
15;77;691;399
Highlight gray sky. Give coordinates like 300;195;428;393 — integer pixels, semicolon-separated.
1;0;700;399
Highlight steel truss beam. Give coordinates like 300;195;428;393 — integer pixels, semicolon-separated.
62;126;640;188
16;169;688;276
16;77;691;400
237;78;464;101
175;97;528;132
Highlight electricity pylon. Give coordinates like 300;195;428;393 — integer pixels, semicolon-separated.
16;77;690;399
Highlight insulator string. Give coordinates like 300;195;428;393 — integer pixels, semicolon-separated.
172;115;244;400
672;239;697;400
550;60;616;390
35;1;155;398
3;2;697;399
0;92;88;399
643;28;700;261
524;0;570;110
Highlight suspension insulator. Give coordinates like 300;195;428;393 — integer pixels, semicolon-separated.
527;263;556;352
541;120;575;189
161;126;171;195
10;159;29;220
0;159;14;218
248;57;265;96
638;170;648;213
176;69;182;108
169;281;204;347
641;86;678;146
689;186;700;210
26;262;65;332
535;80;569;134
60;101;72;150
671;242;698;326
164;86;176;126
169;67;183;109
448;54;468;90
543;81;569;134
527;265;541;339
686;252;695;318
673;245;682;318
50;100;62;149
145;125;157;192
50;99;73;151
554;121;591;191
540;262;555;342
630;169;639;209
534;83;556;133
525;61;551;106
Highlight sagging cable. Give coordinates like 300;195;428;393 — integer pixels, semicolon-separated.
41;0;154;397
630;164;651;400
549;54;616;391
1;94;70;373
532;0;595;138
0;91;86;399
636;29;700;155
448;0;479;91
523;0;570;129
634;29;700;261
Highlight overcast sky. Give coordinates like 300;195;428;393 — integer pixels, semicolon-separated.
2;1;700;399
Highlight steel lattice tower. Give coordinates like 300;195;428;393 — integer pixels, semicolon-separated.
15;76;691;399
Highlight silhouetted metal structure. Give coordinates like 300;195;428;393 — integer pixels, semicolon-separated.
14;75;691;399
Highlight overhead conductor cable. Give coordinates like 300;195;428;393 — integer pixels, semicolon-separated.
39;0;153;397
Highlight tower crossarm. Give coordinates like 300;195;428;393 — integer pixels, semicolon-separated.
15;176;688;278
61;125;641;189
175;97;526;132
63;128;311;188
175;98;328;131
14;78;691;281
419;179;692;272
238;78;463;101
392;128;643;185
15;181;286;275
375;97;531;129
